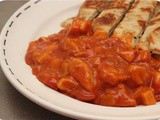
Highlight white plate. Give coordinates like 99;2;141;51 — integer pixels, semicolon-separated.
1;0;160;120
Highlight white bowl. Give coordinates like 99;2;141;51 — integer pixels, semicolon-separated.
1;0;160;119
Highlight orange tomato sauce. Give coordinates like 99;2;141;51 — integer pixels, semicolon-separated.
25;19;160;107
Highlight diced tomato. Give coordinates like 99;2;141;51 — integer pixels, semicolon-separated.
37;53;50;64
133;86;155;105
151;72;160;94
127;65;147;86
141;90;156;105
118;50;138;63
49;58;63;70
79;20;92;35
68;19;93;36
99;92;116;106
68;24;80;36
98;63;128;86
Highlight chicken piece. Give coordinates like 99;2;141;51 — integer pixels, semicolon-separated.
68;59;95;91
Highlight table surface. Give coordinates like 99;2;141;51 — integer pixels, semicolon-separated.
0;1;74;120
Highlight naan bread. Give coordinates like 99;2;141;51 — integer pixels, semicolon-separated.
137;3;160;54
92;0;134;36
112;0;157;48
61;0;108;28
77;0;107;20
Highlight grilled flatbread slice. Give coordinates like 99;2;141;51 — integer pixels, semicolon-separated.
137;3;160;54
77;0;107;20
155;2;160;13
61;0;108;28
149;27;160;54
112;0;157;48
92;0;135;36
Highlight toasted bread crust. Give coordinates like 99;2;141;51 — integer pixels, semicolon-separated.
137;2;160;54
92;0;134;35
112;0;157;48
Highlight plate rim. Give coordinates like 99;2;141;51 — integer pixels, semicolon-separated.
1;0;160;120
